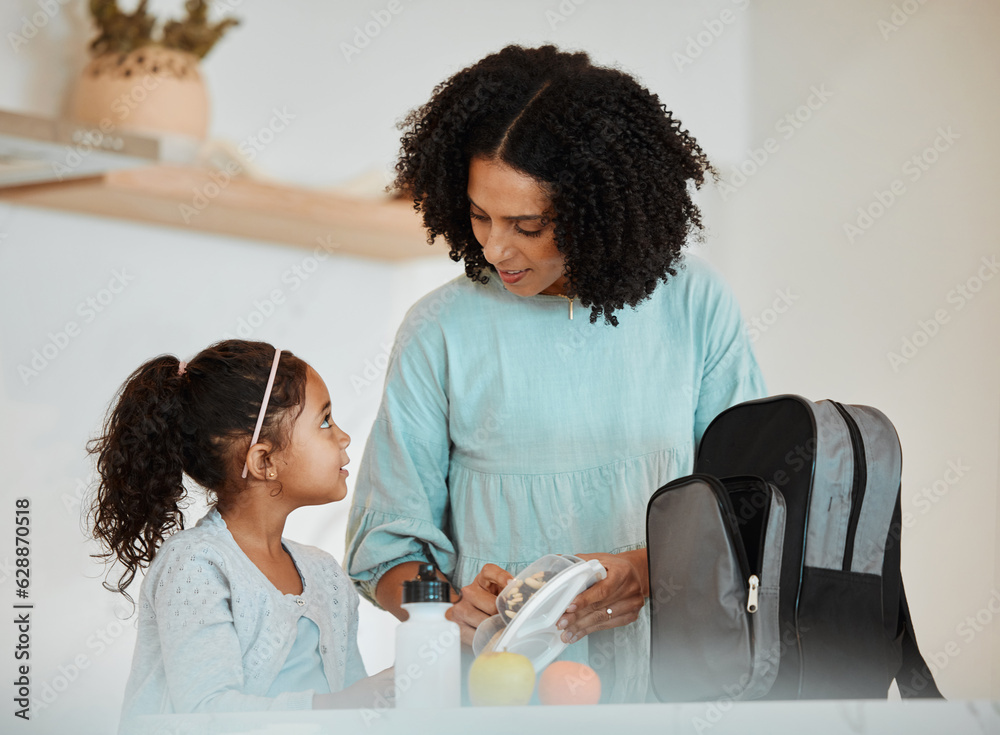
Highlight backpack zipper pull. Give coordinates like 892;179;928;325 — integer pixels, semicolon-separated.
747;575;760;613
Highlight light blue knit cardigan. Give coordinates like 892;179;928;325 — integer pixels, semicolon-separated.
121;508;366;719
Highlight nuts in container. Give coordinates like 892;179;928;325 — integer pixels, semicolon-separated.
494;554;585;621
497;570;558;620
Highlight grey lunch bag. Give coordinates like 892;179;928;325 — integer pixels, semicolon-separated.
647;395;942;702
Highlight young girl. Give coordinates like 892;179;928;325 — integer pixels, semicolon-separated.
89;340;393;717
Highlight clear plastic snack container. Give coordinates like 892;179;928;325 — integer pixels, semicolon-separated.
472;553;607;672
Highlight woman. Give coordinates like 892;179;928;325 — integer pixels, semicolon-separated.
346;44;766;702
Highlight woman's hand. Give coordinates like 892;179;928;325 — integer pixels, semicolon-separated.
556;549;649;644
313;667;395;709
446;563;513;647
375;561;512;646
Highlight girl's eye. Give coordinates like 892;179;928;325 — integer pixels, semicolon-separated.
515;226;543;238
321;414;332;429
470;211;489;222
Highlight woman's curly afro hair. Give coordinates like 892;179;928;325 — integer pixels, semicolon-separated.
393;44;714;325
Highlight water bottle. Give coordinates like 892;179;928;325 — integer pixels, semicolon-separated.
394;563;461;709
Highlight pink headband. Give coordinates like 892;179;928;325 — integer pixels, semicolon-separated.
242;348;283;479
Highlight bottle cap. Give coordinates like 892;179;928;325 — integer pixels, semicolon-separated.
402;563;451;604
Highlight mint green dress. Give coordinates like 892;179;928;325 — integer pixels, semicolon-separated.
345;255;767;702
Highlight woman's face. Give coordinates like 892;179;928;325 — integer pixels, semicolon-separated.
467;156;568;297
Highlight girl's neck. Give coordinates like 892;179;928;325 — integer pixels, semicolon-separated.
219;501;304;596
218;501;290;558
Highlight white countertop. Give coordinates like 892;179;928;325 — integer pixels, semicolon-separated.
126;699;999;735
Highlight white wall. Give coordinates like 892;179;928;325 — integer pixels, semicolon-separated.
724;0;1000;699
0;202;462;729
0;1;996;732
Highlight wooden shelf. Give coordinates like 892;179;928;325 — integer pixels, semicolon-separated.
0;165;440;260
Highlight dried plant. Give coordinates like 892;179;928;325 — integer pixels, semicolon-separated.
87;0;156;56
87;0;239;59
162;1;240;59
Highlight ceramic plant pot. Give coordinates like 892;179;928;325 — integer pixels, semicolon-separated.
70;45;209;139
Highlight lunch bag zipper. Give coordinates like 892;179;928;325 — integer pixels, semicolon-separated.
716;475;771;606
708;476;767;664
832;402;867;572
709;478;753;584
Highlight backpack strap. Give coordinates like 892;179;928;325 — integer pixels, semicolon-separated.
884;490;943;699
896;582;944;698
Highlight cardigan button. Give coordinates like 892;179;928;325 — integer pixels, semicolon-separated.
295;598;305;607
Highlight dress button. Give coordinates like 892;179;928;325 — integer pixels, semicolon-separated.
321;645;328;654
295;598;305;607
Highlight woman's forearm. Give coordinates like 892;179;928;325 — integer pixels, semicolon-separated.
617;547;650;598
374;561;425;621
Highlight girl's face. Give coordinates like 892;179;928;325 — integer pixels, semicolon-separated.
467;156;568;297
274;366;351;505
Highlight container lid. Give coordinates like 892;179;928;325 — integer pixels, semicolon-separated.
471;554;607;672
401;562;451;604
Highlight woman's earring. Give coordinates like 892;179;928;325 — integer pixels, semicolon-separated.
268;471;276;479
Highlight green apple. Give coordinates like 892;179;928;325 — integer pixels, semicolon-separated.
468;652;536;706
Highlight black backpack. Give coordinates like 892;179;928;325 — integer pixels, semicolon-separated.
647;395;942;701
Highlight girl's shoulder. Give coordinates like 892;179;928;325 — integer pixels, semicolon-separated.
141;509;237;581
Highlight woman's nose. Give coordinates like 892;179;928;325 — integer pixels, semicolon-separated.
481;228;514;264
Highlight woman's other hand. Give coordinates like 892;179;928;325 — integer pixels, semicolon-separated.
446;563;513;647
313;667;395;709
556;549;649;643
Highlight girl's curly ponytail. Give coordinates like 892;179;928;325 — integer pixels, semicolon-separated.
89;356;187;600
